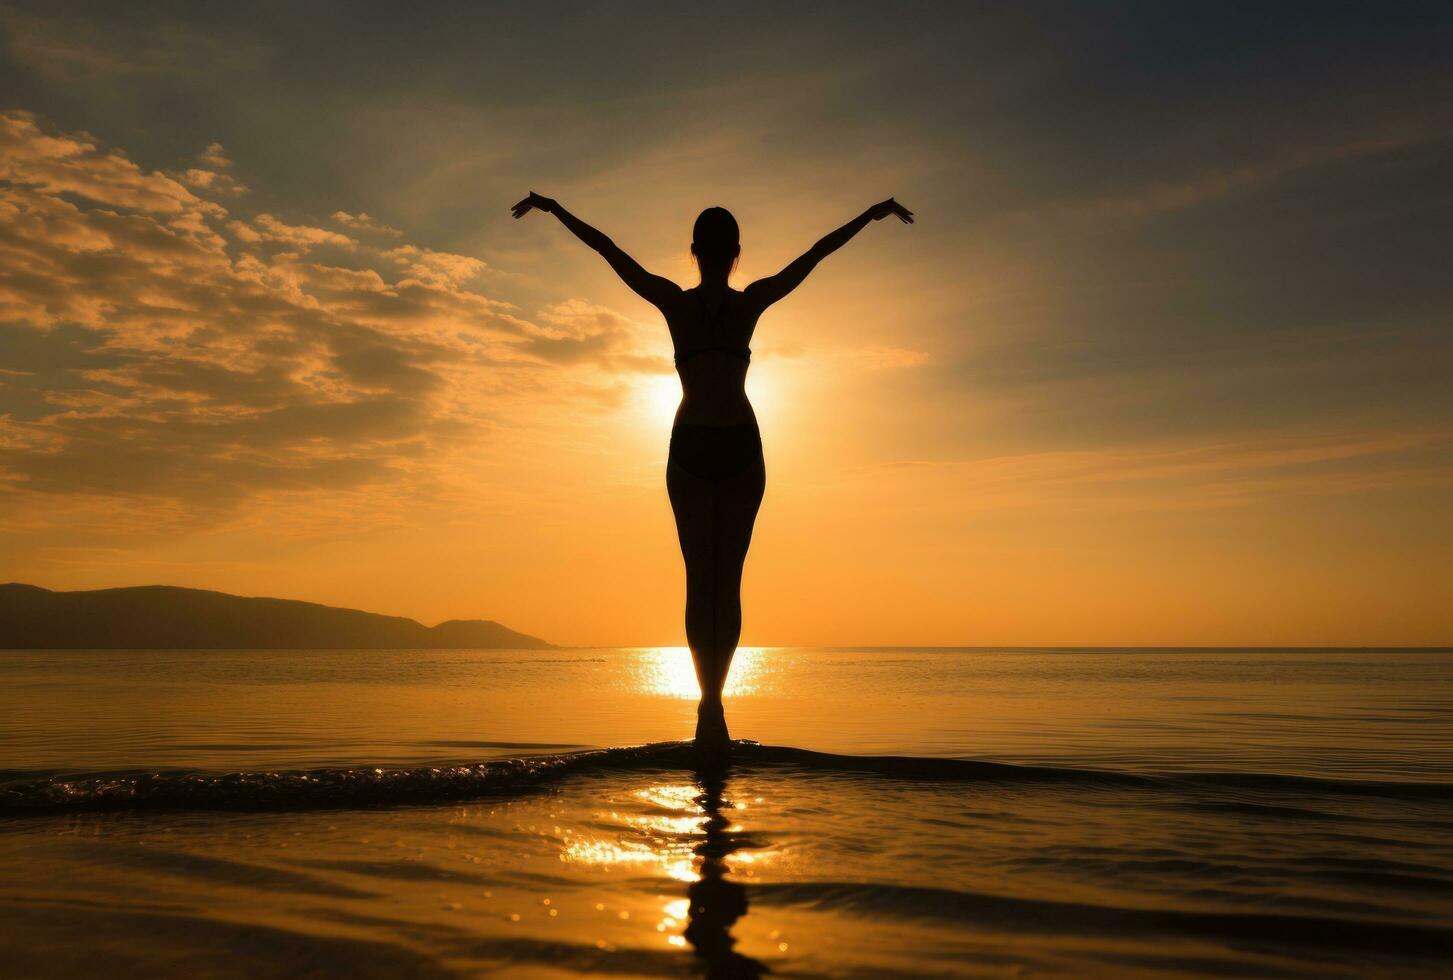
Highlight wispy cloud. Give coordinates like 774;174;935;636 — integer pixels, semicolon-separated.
332;211;402;237
1;5;272;81
1058;124;1448;224
863;429;1453;514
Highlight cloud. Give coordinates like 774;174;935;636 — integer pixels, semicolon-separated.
845;345;930;370
333;210;402;237
521;299;668;374
198;142;232;170
862;429;1453;514
0;109;655;532
0;110;208;215
241;213;358;250
178;144;247;194
1054;124;1444;225
179;168;248;196
0;6;273;82
384;244;484;285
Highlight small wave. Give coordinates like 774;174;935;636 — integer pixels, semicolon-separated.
750;881;1453;957
418;740;592;750
0;744;671;816
1;742;1449;815
1177;770;1453;800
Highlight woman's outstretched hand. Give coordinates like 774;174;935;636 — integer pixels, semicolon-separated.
511;191;557;219
868;198;914;224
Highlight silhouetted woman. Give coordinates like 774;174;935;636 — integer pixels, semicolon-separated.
513;193;913;754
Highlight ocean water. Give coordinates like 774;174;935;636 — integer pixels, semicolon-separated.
2;647;1451;978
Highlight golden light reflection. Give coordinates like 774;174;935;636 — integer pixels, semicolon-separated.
554;779;772;967
558;783;705;883
616;813;701;836
635;647;769;699
560;836;698;882
636;785;699;809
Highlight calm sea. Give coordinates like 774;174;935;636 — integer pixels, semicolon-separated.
2;647;1451;977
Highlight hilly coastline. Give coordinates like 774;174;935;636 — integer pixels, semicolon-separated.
0;584;552;650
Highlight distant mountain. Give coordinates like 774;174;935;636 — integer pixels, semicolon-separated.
0;583;553;650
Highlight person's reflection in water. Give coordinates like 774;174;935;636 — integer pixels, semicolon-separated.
685;766;767;978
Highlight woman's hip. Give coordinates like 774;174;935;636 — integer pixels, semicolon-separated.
668;423;763;483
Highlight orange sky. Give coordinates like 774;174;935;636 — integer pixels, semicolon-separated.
1;5;1450;645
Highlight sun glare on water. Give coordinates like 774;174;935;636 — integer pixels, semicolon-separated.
637;647;768;699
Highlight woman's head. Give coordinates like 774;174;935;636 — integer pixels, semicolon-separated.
691;206;740;278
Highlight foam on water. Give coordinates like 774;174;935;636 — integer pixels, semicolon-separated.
4;741;1451;815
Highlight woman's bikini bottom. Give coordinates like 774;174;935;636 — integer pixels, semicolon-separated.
668;422;763;482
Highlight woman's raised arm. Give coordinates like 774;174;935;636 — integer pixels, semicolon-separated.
744;198;913;311
512;192;680;308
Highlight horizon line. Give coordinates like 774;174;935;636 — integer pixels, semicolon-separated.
559;644;1453;653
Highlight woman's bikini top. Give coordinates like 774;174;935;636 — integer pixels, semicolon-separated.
673;290;751;367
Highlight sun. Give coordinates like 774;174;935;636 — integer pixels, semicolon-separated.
636;363;779;430
744;364;777;425
640;373;682;426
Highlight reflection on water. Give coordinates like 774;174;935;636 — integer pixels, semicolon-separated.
557;767;770;974
685;767;768;978
5;758;1453;977
561;783;700;883
634;646;770;699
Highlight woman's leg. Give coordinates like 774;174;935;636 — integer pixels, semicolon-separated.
704;457;765;698
668;452;766;749
667;460;722;711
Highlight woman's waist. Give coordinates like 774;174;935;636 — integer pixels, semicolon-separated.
670;418;761;453
671;395;756;429
671;419;760;435
671;409;758;431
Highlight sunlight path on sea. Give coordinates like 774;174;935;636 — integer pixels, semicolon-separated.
2;648;1452;781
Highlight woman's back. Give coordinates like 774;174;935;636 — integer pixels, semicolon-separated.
668;286;760;428
512;189;911;754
